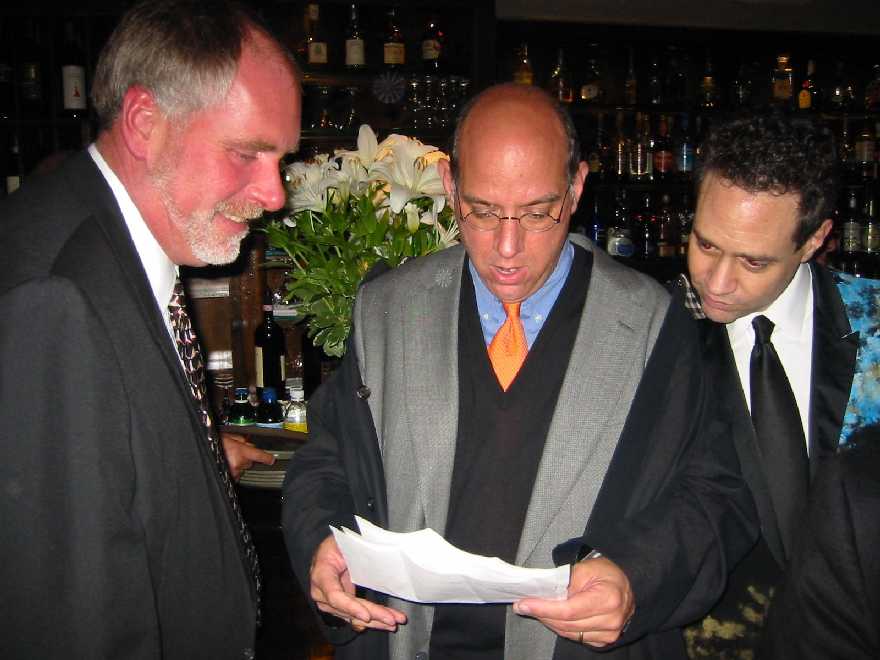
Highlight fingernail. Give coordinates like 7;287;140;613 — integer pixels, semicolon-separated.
513;603;529;615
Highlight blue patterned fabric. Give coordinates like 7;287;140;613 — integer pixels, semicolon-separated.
833;271;880;447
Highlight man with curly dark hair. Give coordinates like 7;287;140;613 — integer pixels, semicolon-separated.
681;114;880;658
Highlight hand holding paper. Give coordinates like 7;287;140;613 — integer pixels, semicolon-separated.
330;516;569;605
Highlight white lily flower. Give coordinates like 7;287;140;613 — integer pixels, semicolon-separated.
286;158;334;213
371;139;447;214
404;203;421;233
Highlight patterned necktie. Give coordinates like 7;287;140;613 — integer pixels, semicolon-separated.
750;314;809;560
488;302;528;391
168;278;262;604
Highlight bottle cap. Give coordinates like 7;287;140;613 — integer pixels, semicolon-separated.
261;387;277;403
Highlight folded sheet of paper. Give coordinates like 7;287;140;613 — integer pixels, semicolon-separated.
330;516;569;604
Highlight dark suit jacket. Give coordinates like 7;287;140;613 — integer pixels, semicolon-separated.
761;440;880;659
0;152;257;659
282;256;757;660
699;263;860;570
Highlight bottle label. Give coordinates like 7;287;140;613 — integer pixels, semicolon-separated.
607;233;634;257
422;39;441;61
580;83;601;102
6;175;21;195
513;70;533;85
62;65;87;110
773;79;792;101
21;62;42;101
255;347;265;387
308;42;328;65
864;224;880;252
855;139;875;164
345;39;365;67
384;43;405;65
842;221;863;251
798;89;812;110
308;4;319;20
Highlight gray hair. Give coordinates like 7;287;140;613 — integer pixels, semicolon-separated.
91;0;297;130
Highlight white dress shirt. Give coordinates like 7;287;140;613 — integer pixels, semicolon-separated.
88;144;178;345
726;263;814;452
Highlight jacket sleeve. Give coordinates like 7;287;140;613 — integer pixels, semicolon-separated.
574;297;760;643
0;278;160;659
281;329;388;645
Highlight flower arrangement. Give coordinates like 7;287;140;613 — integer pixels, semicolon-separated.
263;125;459;358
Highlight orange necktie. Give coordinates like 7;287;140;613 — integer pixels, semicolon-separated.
488;302;528;391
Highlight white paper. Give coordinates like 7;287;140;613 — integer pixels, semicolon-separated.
330;516;570;604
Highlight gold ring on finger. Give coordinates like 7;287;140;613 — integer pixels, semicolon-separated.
578;631;584;645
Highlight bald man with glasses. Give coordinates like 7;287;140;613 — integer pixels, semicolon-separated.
282;83;757;660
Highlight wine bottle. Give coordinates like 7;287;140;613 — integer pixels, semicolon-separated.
383;8;405;69
60;21;87;119
345;4;365;70
254;291;286;395
421;13;444;74
306;4;328;67
512;43;533;85
5;132;23;196
797;59;819;112
19;20;45;117
547;48;573;103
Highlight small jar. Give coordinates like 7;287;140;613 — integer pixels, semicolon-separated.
227;387;255;426
256;387;284;428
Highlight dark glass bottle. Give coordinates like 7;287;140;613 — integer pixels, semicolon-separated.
383;8;405;69
606;188;634;258
647;53;663;105
345;4;365;70
675;113;695;180
579;44;604;103
5;132;23;196
632;192;657;259
60;21;86;120
547;48;573;104
306;4;328;67
836;188;867;277
19;20;45;117
624;46;637;106
256;387;284;428
862;186;880;278
421;13;444;74
254;291;286;396
585;112;608;180
610;110;629;182
652;114;675;180
587;193;606;249
798;59;820;112
729;61;752;110
827;60;855;113
228;387;256;426
656;193;677;258
866;64;880;113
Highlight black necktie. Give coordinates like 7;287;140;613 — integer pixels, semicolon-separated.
168;278;262;607
749;314;808;560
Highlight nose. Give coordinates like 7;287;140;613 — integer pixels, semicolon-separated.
248;158;287;212
494;217;525;258
704;258;736;296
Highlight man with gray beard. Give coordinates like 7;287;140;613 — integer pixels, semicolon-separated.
0;1;301;658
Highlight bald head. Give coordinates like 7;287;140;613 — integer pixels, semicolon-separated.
450;84;580;185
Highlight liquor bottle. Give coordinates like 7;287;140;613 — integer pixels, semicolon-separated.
797;59;819;111
838;116;856;181
771;54;794;106
827;60;855;113
677;193;694;257
656;193;677;258
854;120;877;181
587;193;606;249
60;21;87;119
344;4;366;70
512;43;533;85
675;113;695;179
647;53;663;105
547;48;573;103
729;62;752;110
256;387;284;428
610;110;629;181
632;192;657;259
0;20;12;120
698;52;719;110
585;112;608;180
254;291;287;395
865;64;880;113
606;188;634;258
652;114;675;180
624;46;637;106
628;112;653;182
421;14;444;74
383;8;405;69
19;20;45;116
305;4;328;67
665;46;689;106
862;186;880;278
836;188;866;276
579;44;604;103
5;132;23;196
228;387;256;426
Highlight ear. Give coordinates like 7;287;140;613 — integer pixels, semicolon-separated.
568;160;589;215
800;218;834;262
437;157;455;200
118;86;167;163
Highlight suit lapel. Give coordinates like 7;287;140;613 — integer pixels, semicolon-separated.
516;248;657;564
403;253;463;536
808;263;859;470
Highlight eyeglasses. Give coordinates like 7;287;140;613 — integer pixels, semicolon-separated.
455;187;571;233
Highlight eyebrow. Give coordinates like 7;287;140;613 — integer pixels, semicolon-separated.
692;228;779;263
460;191;562;207
223;138;279;153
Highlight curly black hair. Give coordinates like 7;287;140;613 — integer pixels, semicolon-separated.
695;114;838;248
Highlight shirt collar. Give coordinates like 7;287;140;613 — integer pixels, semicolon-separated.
88;143;178;310
728;262;813;341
